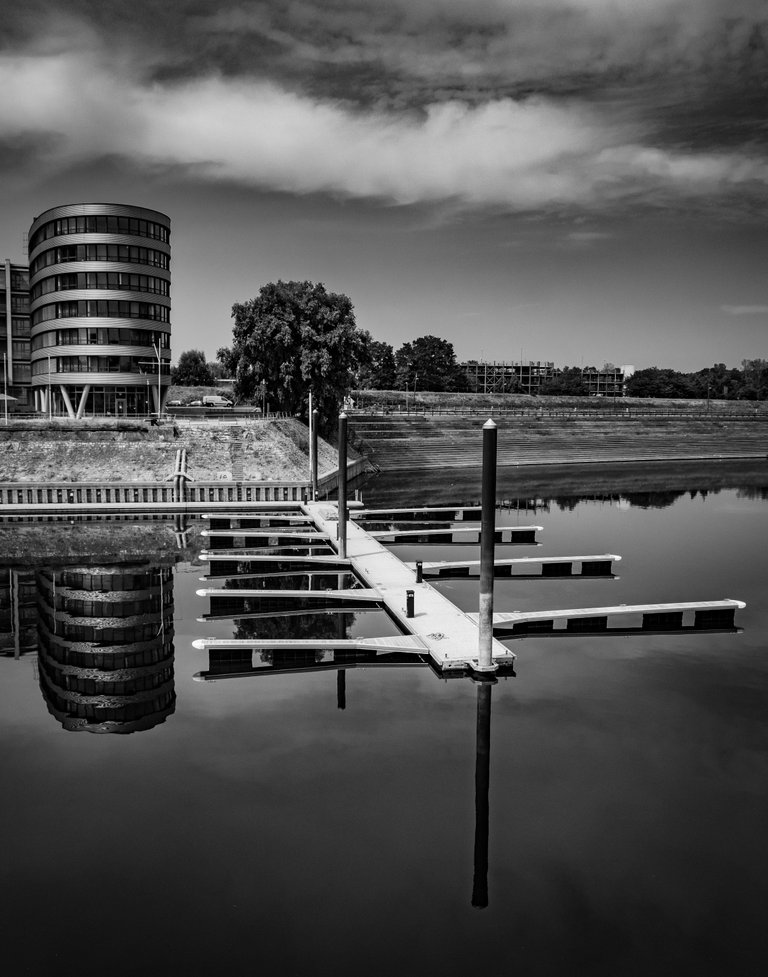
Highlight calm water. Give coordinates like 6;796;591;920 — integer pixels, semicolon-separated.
2;467;768;976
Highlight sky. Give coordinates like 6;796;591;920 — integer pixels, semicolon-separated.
0;0;766;371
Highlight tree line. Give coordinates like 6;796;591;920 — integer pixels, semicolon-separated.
625;362;768;400
172;280;467;429
171;280;768;424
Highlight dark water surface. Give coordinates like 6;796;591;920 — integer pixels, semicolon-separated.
2;466;768;976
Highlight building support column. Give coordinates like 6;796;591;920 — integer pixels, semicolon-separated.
59;385;75;419
76;384;91;419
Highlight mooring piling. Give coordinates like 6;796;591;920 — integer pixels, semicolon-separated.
338;411;348;558
311;407;319;500
477;418;498;672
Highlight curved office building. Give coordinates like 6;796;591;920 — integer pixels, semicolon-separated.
28;203;171;417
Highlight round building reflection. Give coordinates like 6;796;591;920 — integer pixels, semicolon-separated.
37;563;175;733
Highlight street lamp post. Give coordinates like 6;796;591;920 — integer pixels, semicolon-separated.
3;353;8;426
47;353;52;419
151;340;162;417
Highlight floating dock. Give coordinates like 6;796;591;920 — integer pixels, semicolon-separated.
190;500;746;674
305;502;518;671
409;554;621;578
469;600;745;636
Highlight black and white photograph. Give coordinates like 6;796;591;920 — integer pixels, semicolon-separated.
1;3;767;975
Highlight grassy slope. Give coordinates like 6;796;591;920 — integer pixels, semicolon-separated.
0;418;338;482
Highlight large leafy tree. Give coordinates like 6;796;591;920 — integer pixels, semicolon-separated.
626;367;697;398
171;349;215;386
739;359;768;400
218;281;369;428
395;335;468;392
357;340;397;389
539;366;588;396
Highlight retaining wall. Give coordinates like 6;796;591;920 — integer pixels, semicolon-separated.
349;413;768;471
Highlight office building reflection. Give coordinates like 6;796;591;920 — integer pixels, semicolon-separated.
36;562;175;733
0;569;38;658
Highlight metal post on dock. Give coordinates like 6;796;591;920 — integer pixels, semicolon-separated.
311;407;319;500
471;680;492;908
477;419;498;671
308;391;314;495
338;411;348;559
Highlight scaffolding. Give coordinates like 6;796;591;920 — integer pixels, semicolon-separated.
462;361;632;397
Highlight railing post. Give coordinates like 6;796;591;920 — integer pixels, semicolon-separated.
477;419;498;671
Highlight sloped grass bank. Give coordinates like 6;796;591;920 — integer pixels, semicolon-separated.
0;417;337;483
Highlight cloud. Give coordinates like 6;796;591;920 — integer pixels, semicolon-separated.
0;47;766;214
191;0;768;96
566;231;616;242
721;305;768;315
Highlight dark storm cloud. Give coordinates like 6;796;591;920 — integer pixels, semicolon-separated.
1;0;766;213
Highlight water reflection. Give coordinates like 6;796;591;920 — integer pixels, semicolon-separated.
472;680;492;909
0;569;38;659
36;563;175;734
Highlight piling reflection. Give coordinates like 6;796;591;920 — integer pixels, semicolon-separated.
472;680;493;908
36;563;175;733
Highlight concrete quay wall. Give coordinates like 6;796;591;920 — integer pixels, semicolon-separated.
349;412;768;471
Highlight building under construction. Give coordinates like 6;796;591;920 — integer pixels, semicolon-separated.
462;361;635;396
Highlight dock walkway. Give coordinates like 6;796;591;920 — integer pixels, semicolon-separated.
306;502;516;672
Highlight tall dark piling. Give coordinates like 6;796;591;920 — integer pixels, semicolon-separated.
471;680;493;908
338;412;348;559
311;408;319;500
478;419;497;671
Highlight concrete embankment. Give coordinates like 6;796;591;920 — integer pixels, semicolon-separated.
0;417;337;482
0;417;366;506
349;411;768;472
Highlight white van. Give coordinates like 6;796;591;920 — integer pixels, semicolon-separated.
202;395;233;408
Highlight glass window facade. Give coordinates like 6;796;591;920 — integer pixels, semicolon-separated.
28;204;171;416
29;214;170;251
30;244;170;275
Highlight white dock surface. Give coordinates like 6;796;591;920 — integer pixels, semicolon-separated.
306;502;515;669
468;599;746;629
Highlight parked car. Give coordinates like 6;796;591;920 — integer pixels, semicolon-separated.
202;396;233;408
188;400;203;406
166;399;182;407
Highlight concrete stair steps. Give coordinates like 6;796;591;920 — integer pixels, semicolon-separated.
229;427;245;481
348;413;767;472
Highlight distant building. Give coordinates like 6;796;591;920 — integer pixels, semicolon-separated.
28;203;172;417
463;361;635;396
0;259;31;409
